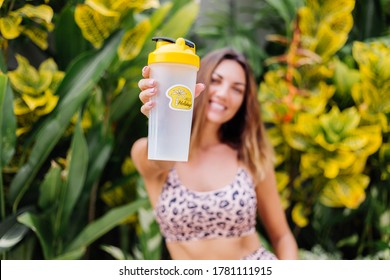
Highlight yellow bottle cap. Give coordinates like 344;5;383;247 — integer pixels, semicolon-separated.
148;37;200;68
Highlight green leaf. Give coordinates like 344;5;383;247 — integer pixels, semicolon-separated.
100;245;132;260
61;121;88;232
38;164;62;210
8;32;123;210
157;0;199;39
0;74;16;167
149;2;173;31
109;87;139;122
17;211;54;259
70;129;114;234
283;125;312;151
54;247;85;260
61;198;149;259
54;5;90;70
0;214;30;253
264;0;297;26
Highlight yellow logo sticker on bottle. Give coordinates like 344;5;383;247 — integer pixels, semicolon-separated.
166;85;193;111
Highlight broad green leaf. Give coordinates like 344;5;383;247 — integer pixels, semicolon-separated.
61;198;149;258
54;5;90;70
70;130;114;230
9;32;123;210
54;247;85;260
17;212;54;259
38;164;62;210
84;133;113;190
264;0;298;27
157;0;199;39
60;121;88;233
109;86;139;122
0;214;29;253
149;1;173;31
100;245;132;260
0;74;16;167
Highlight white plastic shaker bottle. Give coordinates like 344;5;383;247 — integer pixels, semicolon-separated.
147;37;200;161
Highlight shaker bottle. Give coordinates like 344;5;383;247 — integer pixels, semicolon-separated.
147;37;200;161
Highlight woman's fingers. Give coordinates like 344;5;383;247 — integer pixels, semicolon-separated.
194;83;205;98
140;100;154;117
142;65;150;78
138;66;205;118
138;66;156;117
139;87;156;104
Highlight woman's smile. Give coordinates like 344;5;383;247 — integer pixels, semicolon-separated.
209;100;227;112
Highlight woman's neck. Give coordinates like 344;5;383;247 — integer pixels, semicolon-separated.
198;122;222;150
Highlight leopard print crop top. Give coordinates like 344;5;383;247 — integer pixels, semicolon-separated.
154;167;257;242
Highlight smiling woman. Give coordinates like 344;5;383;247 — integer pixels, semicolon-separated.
131;48;298;260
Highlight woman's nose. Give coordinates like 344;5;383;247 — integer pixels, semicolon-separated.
214;84;229;99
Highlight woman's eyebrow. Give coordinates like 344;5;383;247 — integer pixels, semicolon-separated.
212;72;246;86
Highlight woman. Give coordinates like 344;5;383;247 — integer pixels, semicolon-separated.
131;48;298;260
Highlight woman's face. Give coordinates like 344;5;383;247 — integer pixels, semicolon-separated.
206;59;246;125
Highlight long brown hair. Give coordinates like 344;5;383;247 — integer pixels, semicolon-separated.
190;48;274;182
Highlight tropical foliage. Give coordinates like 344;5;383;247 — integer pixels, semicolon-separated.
0;0;389;260
1;0;199;259
257;0;390;259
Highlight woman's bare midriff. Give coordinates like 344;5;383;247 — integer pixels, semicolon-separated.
166;231;261;260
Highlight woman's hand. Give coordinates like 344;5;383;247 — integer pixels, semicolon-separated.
138;66;205;117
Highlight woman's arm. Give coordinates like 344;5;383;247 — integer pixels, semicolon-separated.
255;166;299;259
131;137;175;181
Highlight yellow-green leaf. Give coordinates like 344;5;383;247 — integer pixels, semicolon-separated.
0;14;23;39
8;55;52;95
118;19;151;61
22;26;49;50
292;203;309;227
75;4;119;48
323;159;340;178
17;4;53;24
283;124;313;151
124;0;160;12
13;99;31;116
36;91;57;116
320;175;369;209
39;58;59;72
22;93;48;111
86;0;120;17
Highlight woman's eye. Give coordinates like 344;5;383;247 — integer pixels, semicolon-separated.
233;87;244;94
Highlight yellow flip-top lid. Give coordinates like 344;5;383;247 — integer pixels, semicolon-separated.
148;37;200;68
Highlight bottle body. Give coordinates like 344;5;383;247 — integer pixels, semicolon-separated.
148;62;197;161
